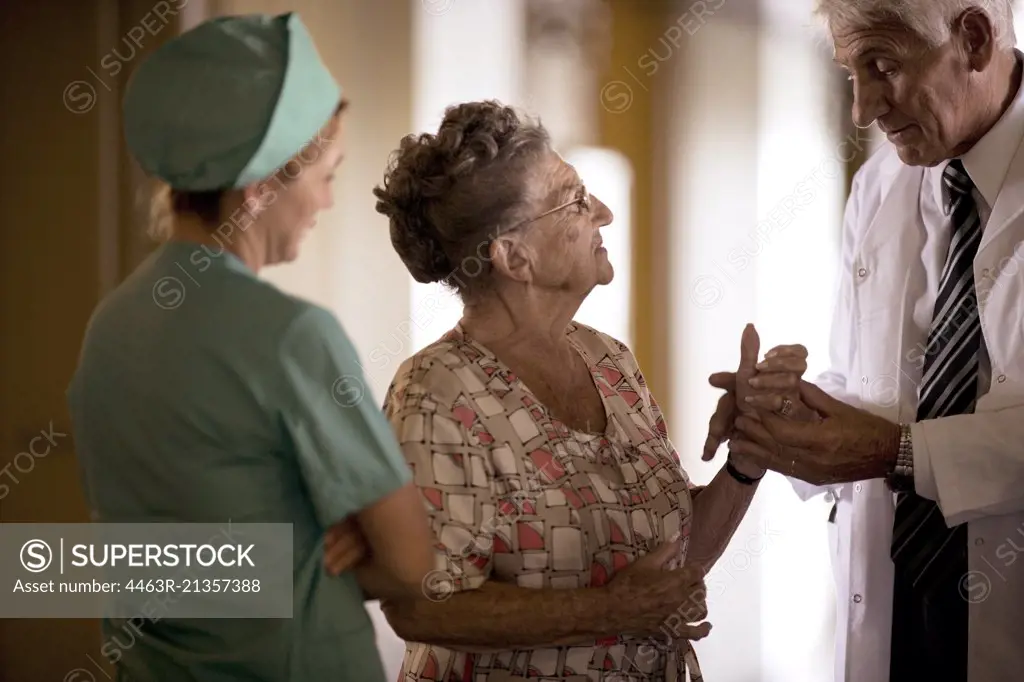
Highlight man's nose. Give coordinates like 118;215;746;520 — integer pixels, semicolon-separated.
851;77;889;129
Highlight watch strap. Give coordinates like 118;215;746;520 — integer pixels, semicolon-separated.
886;423;915;492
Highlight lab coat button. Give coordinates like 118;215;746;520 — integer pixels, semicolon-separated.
854;483;863;493
857;268;868;277
853;594;863;603
824;492;834;504
975;538;985;546
997;374;1007;383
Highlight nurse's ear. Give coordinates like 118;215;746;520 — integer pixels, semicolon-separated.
239;180;276;219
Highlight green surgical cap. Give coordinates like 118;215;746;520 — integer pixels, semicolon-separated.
123;12;341;191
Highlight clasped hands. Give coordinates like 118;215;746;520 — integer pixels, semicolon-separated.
705;324;900;485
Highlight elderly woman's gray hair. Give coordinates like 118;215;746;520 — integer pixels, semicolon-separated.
816;0;1016;49
373;101;553;299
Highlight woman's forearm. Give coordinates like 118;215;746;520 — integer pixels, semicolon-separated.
687;462;760;571
381;582;620;650
380;576;694;651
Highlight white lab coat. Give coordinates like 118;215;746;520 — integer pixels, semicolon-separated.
790;136;1024;682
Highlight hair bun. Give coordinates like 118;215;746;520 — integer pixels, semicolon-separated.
373;135;459;283
381;201;452;283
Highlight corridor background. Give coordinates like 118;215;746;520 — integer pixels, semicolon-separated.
4;1;1020;680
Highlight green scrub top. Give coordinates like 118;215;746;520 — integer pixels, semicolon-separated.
67;240;410;682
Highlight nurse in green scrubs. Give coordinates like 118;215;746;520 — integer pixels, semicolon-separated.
67;13;434;682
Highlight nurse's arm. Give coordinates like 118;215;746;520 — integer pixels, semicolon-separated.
350;483;436;600
322;490;436;601
323;518;367;573
280;307;435;598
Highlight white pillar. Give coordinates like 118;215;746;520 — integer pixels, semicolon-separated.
666;16;766;679
754;13;845;682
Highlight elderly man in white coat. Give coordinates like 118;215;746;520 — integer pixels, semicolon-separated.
706;1;1024;681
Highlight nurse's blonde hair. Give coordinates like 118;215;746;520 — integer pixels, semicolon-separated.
145;182;224;241
145;181;174;242
815;0;1016;49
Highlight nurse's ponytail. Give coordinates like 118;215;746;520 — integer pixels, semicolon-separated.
145;180;174;242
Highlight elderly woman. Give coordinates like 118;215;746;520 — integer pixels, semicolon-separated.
67;13;434;682
370;101;806;681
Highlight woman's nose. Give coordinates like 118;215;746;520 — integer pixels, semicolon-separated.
592;194;613;227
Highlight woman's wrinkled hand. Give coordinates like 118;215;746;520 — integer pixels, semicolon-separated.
606;540;712;641
702;325;809;462
323;517;368;576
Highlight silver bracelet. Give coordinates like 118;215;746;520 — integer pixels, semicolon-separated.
887;423;915;492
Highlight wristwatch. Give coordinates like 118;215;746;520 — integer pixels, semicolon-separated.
885;423;915;492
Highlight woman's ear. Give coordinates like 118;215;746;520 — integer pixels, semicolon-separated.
490;234;534;283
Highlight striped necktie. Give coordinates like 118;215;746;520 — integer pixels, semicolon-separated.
889;159;981;681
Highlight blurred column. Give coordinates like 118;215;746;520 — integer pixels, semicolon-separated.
661;1;766;678
596;0;672;404
520;0;606;149
754;4;846;680
524;0;635;346
0;0;198;677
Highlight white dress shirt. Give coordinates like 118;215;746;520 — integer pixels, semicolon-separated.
790;57;1024;682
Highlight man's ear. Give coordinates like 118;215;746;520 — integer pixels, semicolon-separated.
490;235;534;284
956;8;997;71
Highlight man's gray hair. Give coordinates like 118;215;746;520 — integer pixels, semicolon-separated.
815;0;1017;49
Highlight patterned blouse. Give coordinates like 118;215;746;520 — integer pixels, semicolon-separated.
383;322;704;682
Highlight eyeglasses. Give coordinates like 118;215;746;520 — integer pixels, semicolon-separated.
505;185;591;233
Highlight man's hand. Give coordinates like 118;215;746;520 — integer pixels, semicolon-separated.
323;518;368;576
729;381;901;485
702;324;810;464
